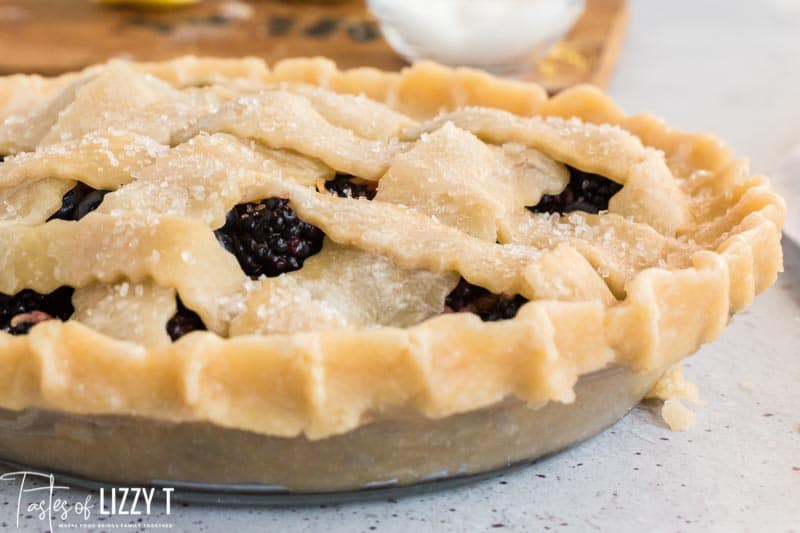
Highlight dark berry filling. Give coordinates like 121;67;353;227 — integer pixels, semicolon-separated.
166;297;207;341
48;182;112;222
323;174;376;200
528;166;622;215
445;278;528;322
0;287;75;335
215;198;325;278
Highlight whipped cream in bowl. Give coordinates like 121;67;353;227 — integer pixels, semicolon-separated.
368;0;586;76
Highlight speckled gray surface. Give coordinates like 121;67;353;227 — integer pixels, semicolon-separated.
2;1;799;532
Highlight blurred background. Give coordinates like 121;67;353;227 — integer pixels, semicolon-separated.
0;0;624;93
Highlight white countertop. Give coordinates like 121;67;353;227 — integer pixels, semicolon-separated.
1;1;799;531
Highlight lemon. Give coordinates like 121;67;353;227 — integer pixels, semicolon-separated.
95;0;202;7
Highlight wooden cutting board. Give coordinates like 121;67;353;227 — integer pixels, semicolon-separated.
0;0;627;93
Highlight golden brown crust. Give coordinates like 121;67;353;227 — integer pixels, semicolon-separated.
0;57;785;439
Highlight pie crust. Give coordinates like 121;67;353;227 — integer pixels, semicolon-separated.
0;57;785;440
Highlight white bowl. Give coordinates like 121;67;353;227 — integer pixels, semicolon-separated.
368;0;586;76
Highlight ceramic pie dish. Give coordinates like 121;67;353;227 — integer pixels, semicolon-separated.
0;56;785;494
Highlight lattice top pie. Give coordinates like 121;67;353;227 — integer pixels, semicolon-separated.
0;57;785;438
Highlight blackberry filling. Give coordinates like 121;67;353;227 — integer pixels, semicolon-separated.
0;287;75;335
445;278;528;322
528;166;622;215
48;182;112;222
323;174;377;200
166;297;206;341
215;198;325;278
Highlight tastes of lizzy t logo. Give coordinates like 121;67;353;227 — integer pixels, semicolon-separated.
0;470;174;530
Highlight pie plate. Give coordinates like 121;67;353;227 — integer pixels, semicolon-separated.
0;364;663;503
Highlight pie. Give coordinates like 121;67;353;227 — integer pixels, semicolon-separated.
0;56;785;443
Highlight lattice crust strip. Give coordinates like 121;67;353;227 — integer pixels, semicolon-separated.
0;57;785;439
